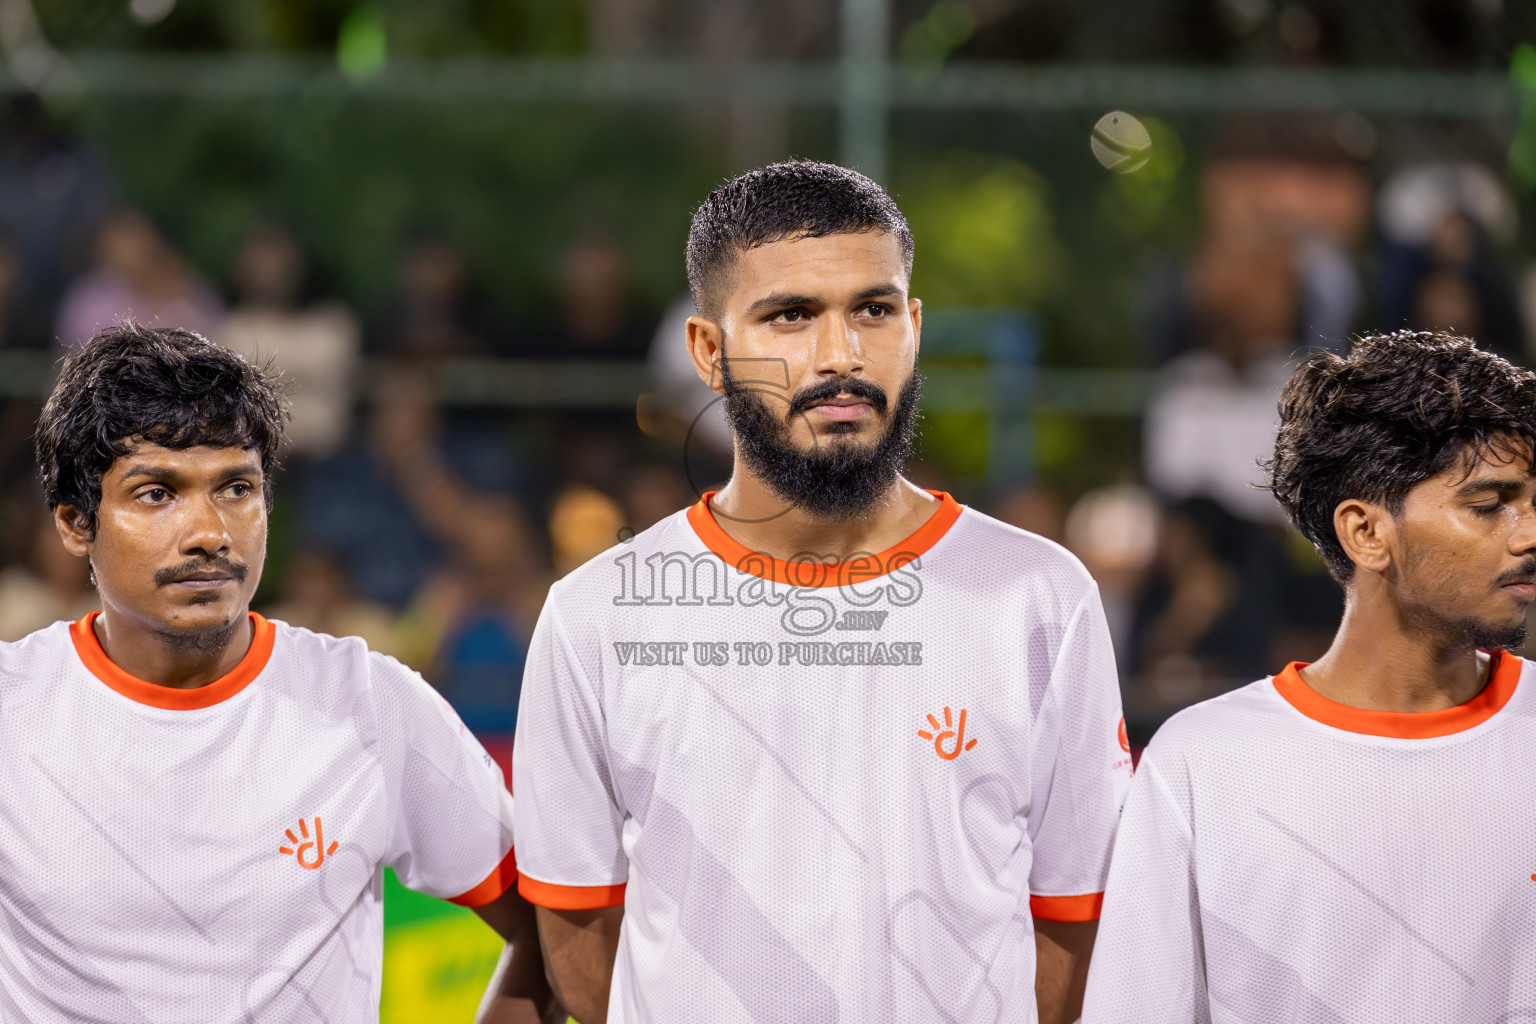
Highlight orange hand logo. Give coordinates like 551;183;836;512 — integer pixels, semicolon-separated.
918;707;976;760
279;817;338;869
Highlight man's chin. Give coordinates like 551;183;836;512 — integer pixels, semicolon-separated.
154;602;249;655
788;431;881;456
816;419;877;439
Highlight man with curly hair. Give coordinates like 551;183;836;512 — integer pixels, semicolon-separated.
1085;330;1536;1021
4;323;555;1022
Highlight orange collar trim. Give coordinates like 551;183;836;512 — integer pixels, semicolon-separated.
1272;652;1520;739
70;611;276;711
686;490;963;588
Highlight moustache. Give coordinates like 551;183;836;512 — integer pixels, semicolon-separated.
1494;560;1536;588
154;556;250;587
786;376;889;418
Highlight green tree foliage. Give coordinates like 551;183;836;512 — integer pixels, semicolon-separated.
901;151;1062;308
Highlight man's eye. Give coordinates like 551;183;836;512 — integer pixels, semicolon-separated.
1472;503;1501;515
139;488;170;504
227;483;251;499
773;309;805;324
863;304;889;318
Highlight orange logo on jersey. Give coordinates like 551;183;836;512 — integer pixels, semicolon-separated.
1118;717;1130;753
279;817;338;869
918;707;976;760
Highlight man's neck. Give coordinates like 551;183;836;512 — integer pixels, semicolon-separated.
93;605;254;690
706;469;940;564
1300;590;1490;714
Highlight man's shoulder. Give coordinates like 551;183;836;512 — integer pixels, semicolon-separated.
949;505;1089;570
1143;677;1288;765
939;505;1096;603
0;620;77;690
265;618;454;736
265;618;421;694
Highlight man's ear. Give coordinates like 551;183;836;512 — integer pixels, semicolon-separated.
53;505;93;558
686;315;724;395
1334;498;1394;576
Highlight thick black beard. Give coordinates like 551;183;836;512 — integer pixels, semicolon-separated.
155;619;240;657
721;358;921;523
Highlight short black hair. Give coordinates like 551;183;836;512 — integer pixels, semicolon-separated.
1267;330;1536;582
35;322;288;534
685;159;915;320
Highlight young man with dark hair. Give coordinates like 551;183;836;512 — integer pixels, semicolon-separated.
1084;330;1536;1021
514;160;1130;1023
6;323;552;1021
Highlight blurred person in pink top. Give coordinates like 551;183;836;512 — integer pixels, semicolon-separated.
54;207;222;348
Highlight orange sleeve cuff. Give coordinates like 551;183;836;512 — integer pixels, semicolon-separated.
1029;892;1104;922
518;874;627;911
448;845;519;908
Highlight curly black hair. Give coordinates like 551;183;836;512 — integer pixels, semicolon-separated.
35;322;288;534
1267;330;1536;582
685;159;914;321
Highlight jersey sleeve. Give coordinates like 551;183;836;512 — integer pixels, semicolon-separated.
511;591;628;910
1081;739;1210;1023
1026;582;1133;921
373;653;517;907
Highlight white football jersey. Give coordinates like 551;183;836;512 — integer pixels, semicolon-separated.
513;492;1131;1023
0;612;516;1022
1083;652;1536;1022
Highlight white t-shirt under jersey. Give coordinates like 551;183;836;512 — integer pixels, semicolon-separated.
513;492;1131;1023
0;612;516;1023
1084;652;1536;1022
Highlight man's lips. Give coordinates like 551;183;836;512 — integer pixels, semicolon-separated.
167;571;234;590
806;397;872;422
1502;581;1536;600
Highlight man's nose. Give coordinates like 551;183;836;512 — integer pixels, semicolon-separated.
1512;503;1536;557
181;495;233;555
814;313;863;378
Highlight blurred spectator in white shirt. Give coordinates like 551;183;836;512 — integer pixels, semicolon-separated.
219;223;360;460
1144;228;1298;526
54;207;222;347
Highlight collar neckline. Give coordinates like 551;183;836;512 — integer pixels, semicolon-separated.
1271;651;1520;738
70;611;275;711
685;490;963;588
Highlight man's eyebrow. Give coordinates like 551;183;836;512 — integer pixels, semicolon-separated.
118;462;262;484
745;293;819;317
1455;476;1532;497
745;285;903;318
118;464;181;484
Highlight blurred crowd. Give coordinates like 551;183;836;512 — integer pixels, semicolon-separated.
1;98;1534;743
1010;117;1536;739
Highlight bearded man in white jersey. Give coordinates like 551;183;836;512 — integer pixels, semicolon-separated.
513;160;1131;1024
1084;330;1536;1021
2;323;556;1022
